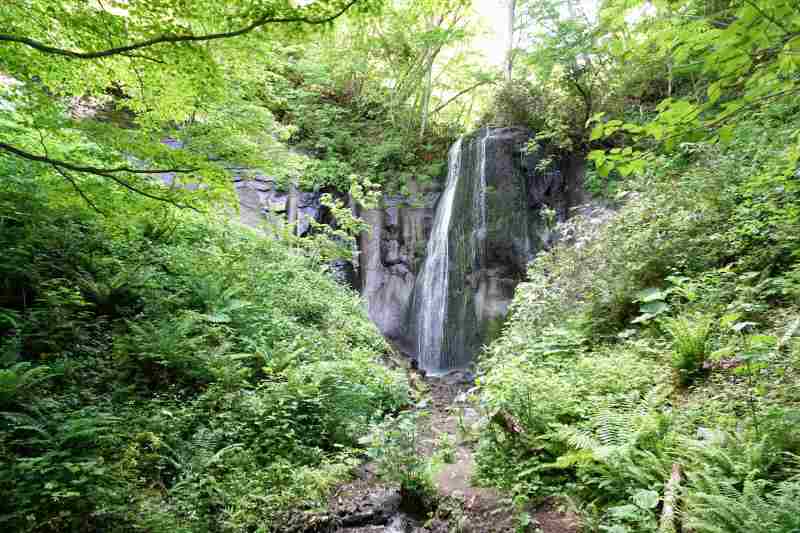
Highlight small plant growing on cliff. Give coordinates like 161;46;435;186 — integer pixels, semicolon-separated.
541;205;557;231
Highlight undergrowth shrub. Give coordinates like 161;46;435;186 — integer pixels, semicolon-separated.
476;112;800;531
680;437;800;533
363;411;438;512
0;178;408;532
664;314;713;386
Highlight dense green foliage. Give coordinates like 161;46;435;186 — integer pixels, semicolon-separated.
476;109;800;532
474;0;800;528
0;171;408;531
265;45;454;192
0;1;500;530
4;0;800;531
0;0;494;205
0;0;382;203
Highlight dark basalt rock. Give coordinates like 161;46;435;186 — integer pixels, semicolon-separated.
232;175;325;236
405;127;584;372
329;258;357;289
359;193;437;344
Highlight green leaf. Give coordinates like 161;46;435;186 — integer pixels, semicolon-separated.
633;489;660;509
587;112;606;126
629;159;647;174
637;288;666;302
718;125;734;145
707;82;722;104
749;334;776;348
646;123;665;140
587;150;606;163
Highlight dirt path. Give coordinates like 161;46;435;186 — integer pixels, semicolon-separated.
304;366;581;533
422;375;519;533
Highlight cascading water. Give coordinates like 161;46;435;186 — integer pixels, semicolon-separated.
473;128;490;264
410;129;495;374
413;138;462;374
406;127;566;374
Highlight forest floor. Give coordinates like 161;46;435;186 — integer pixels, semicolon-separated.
302;363;581;533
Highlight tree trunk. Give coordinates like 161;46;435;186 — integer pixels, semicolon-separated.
506;0;517;82
419;52;434;139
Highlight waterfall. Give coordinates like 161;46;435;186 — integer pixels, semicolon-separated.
473;128;490;263
406;127;547;374
413;138;462;374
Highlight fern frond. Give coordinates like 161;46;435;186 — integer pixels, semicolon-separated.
557;424;603;453
549;449;597;469
0;411;52;440
680;435;800;533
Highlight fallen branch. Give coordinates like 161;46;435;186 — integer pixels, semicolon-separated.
659;463;682;533
490;411;524;436
778;317;799;354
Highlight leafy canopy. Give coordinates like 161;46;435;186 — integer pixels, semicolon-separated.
0;0;380;207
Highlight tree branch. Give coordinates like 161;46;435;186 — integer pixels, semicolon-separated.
0;142;197;174
569;76;593;135
740;0;793;36
54;165;106;215
430;79;495;115
100;172;199;211
121;52;166;64
704;85;800;128
0;142;200;210
36;129;105;215
0;0;360;60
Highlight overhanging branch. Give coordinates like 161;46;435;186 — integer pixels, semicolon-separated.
36;129;105;215
0;0;359;60
0;142;197;174
53;165;106;215
0;141;200;210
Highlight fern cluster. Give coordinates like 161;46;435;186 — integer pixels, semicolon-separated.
0;184;409;532
680;439;800;533
663;314;713;386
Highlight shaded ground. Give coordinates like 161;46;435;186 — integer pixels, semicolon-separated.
299;366;581;533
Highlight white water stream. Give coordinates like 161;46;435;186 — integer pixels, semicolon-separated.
474;128;490;258
415;138;462;373
414;129;494;373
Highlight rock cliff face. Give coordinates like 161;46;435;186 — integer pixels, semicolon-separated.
233;175;323;236
233;175;290;229
228;127;583;372
358;194;437;343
